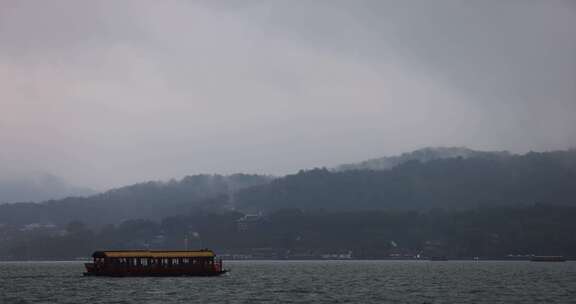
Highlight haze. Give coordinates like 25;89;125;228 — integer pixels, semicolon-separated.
1;0;575;192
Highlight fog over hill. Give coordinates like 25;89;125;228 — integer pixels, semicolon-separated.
0;173;272;227
335;147;510;171
1;1;574;189
238;149;576;212
0;147;506;205
0;148;574;229
0;172;95;204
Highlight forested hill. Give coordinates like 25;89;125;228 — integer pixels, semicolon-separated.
237;150;576;212
1;149;575;229
334;147;510;171
0;174;272;227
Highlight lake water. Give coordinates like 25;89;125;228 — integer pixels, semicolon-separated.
1;260;575;303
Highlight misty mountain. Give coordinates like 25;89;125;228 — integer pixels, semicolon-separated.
335;147;510;171
1;148;574;230
238;150;576;212
0;174;272;227
0;173;95;204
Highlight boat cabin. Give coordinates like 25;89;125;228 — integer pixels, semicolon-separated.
84;249;226;276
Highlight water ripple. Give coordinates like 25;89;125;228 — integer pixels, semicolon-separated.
1;260;575;303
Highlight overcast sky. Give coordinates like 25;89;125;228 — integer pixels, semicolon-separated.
1;0;575;190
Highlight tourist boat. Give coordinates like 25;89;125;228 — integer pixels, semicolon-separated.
84;249;227;276
530;256;566;262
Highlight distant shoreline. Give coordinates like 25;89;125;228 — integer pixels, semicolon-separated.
1;257;573;262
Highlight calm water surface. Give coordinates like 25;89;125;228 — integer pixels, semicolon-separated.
1;260;575;303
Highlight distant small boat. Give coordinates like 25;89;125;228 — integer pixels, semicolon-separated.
428;256;449;261
84;249;228;276
530;256;566;262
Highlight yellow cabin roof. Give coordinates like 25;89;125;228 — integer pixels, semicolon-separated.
93;250;215;258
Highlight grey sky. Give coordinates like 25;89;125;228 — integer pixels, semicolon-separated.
1;0;575;190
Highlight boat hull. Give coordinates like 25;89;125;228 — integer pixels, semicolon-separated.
83;270;228;277
84;261;228;277
530;256;566;262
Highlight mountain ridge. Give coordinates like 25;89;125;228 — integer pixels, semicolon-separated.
238;149;576;212
334;147;511;172
1;147;574;228
0;173;272;227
